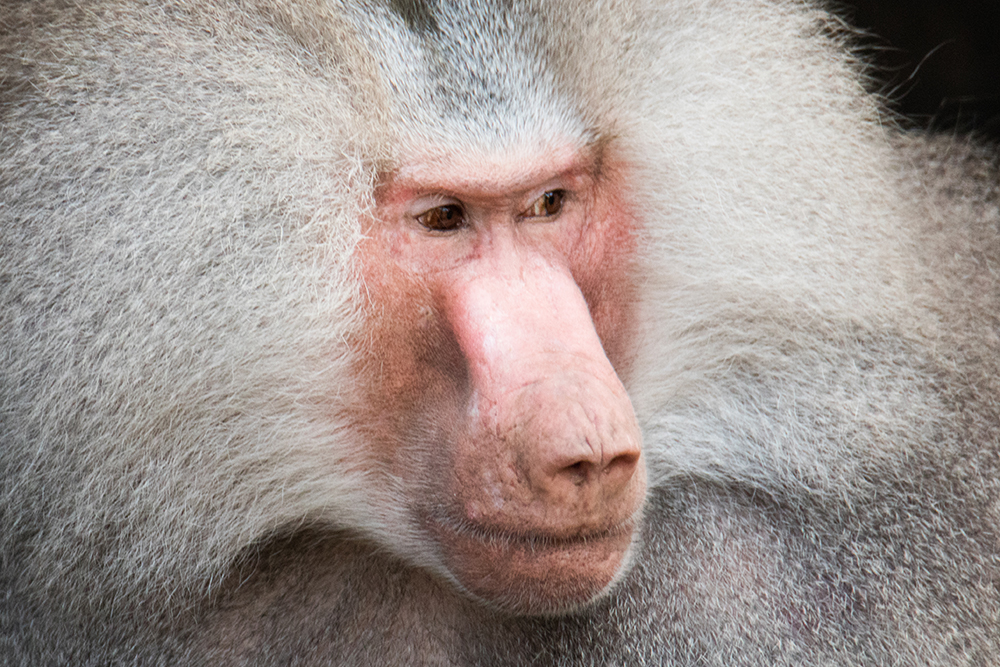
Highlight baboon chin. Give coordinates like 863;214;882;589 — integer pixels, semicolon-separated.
1;0;998;664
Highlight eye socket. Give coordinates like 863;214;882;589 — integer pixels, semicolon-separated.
524;190;565;219
417;204;466;231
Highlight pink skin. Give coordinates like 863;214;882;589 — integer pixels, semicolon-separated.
357;142;646;614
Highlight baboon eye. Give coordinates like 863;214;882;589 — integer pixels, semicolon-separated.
418;204;466;231
524;190;565;218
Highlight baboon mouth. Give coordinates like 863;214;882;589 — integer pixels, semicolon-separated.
425;512;638;550
423;510;639;614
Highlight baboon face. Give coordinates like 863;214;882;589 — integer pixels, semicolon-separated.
354;141;646;613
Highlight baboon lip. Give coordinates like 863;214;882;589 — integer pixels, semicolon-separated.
424;510;638;550
422;509;639;614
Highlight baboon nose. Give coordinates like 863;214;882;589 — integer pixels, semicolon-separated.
543;426;644;509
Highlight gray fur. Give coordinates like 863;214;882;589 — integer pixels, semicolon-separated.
1;0;999;664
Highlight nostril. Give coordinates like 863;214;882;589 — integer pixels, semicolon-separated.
605;451;639;476
560;450;639;487
560;460;590;486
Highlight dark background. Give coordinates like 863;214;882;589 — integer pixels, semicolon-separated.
833;0;1000;139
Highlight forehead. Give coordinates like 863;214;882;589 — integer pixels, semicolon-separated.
387;139;600;200
347;0;589;152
